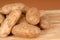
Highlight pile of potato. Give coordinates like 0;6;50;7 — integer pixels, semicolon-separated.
0;3;41;38
0;3;60;40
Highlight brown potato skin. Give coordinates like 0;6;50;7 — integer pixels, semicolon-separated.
40;15;49;29
26;8;40;25
0;14;5;24
0;9;22;37
0;3;26;14
12;22;41;38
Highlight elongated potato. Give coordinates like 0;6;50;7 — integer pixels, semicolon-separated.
0;3;26;14
12;22;41;38
26;8;40;25
0;14;5;24
0;9;22;37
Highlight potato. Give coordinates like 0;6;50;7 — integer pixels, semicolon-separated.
26;7;40;25
0;14;5;24
12;22;41;38
0;9;22;37
40;10;60;29
0;3;26;14
40;15;49;29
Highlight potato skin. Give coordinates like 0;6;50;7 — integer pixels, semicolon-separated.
26;8;40;25
0;14;5;24
0;9;22;37
40;15;49;29
12;22;41;38
0;3;26;14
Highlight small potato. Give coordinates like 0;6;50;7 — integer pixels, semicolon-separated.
26;7;40;25
0;9;22;37
0;14;5;24
40;11;60;29
40;16;49;29
0;3;26;14
12;22;41;38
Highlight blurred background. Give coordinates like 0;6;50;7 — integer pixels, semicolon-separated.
0;0;60;10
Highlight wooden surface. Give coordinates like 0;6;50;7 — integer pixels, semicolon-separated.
0;0;60;9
